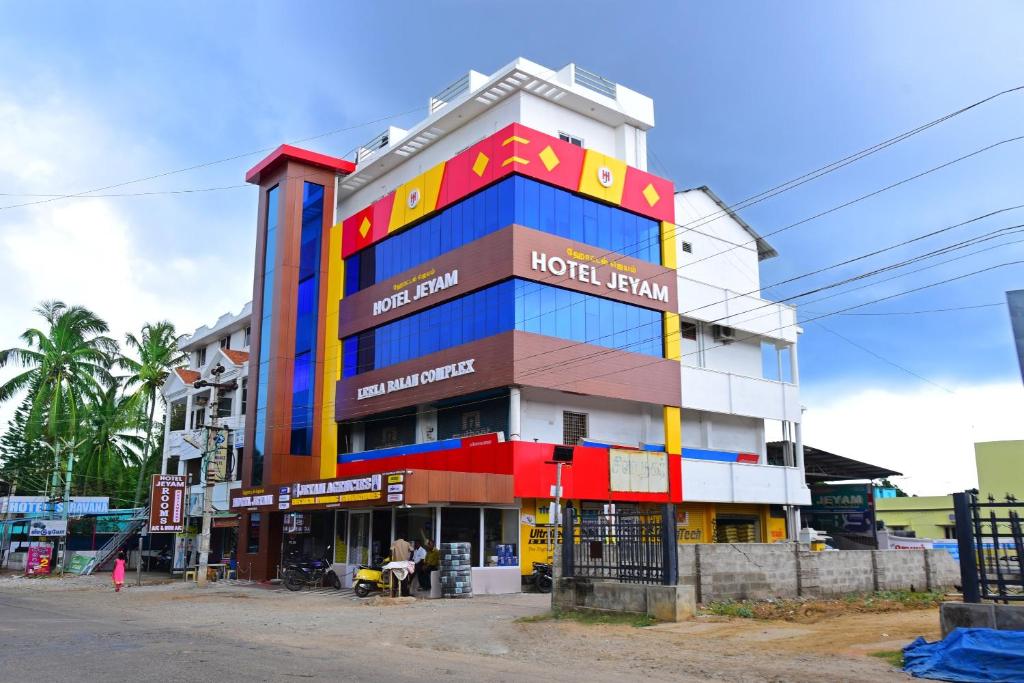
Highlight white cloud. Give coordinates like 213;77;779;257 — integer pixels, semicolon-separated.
801;381;1024;495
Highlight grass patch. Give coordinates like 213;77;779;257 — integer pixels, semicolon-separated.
700;590;945;622
516;608;655;628
870;650;904;668
703;599;756;618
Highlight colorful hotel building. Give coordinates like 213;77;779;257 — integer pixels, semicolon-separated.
234;59;809;588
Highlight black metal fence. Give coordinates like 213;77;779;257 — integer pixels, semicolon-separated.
953;490;1024;603
561;504;677;585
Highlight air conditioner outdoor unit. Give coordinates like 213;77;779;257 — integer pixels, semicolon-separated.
712;325;736;343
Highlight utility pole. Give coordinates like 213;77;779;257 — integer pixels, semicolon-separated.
58;445;76;577
192;364;236;587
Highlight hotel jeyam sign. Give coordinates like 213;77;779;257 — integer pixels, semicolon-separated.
530;251;669;304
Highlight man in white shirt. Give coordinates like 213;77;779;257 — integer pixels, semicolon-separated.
412;540;429;592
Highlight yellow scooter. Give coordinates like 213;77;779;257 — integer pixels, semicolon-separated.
353;556;413;597
353;557;387;597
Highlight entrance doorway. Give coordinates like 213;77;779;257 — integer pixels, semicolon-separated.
348;512;370;566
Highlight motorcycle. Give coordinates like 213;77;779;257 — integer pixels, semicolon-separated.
531;561;552;593
283;550;341;591
352;556;413;598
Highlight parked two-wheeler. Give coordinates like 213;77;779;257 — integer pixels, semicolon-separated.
283;552;341;591
353;556;414;597
531;561;552;593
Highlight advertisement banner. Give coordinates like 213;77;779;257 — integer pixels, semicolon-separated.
877;531;935;550
67;552;95;574
28;519;67;537
149;474;187;532
609;449;668;493
230;472;404;511
206;427;229;483
808;483;875;535
0;496;108;516
25;544;53;575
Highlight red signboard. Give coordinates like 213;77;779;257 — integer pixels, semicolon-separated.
25;544;52;575
149;474;187;533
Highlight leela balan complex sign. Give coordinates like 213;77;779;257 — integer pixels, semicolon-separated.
530;250;669;303
357;359;475;400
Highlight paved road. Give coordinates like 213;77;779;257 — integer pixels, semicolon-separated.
0;578;911;682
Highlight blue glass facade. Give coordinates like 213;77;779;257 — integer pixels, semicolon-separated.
252;185;279;485
345;175;661;295
342;279;662;377
290;182;324;455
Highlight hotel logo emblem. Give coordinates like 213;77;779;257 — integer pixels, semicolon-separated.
407;188;421;209
597;166;614;188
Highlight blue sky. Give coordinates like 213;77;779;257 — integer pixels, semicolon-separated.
1;2;1022;493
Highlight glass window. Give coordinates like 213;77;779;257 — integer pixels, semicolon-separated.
343;279;663;376
441;507;481;567
483;508;519;567
246;513;261;554
343;176;661;294
252;185;279;486
289;182;324;456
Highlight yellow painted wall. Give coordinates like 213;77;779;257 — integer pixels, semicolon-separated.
876;495;954;539
976;440;1024;501
318;221;344;478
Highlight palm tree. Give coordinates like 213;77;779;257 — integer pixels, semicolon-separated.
0;301;117;447
121;321;187;509
77;382;146;498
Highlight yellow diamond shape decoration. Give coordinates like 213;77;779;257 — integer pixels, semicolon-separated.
359;216;371;238
538;145;560;172
642;183;660;207
472;152;489;177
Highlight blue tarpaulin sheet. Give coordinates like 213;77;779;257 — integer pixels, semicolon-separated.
904;628;1024;682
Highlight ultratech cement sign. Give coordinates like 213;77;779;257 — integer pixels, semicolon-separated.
357;359;475;400
230;473;404;512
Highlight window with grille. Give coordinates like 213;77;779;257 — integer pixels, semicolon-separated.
219;335;231;349
461;410;482;433
681;322;697;341
681;241;693;254
196;347;207;367
558;132;583;147
562;411;588;446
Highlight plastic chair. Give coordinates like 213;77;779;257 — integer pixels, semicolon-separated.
183;569;197;582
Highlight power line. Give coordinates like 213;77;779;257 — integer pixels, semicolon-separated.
0;104;424;211
811;321;956;394
808;302;1005;316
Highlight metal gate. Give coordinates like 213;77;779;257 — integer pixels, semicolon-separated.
953;490;1024;603
561;504;677;585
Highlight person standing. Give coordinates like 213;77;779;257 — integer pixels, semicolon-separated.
112;550;126;592
388;536;412;597
412;540;428;592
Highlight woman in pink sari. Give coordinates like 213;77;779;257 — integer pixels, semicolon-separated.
112;551;126;592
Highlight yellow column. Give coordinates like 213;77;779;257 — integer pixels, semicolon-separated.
319;221;344;478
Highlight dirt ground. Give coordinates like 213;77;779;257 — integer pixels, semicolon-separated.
0;574;937;682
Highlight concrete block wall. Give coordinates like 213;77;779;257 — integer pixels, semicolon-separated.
678;543;961;602
690;543;799;602
798;550;874;597
874;548;928;591
925;549;960;590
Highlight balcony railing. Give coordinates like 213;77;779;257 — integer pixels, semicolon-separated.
681;366;800;422
356;129;391;162
574;66;617;99
429;73;470;114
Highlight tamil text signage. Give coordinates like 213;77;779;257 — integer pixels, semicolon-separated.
231;472;404;512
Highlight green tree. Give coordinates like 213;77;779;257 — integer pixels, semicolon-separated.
0;390;50;495
0;301;117;445
76;382;146;498
120;321;186;509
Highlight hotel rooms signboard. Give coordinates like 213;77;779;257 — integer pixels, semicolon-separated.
230;473;405;512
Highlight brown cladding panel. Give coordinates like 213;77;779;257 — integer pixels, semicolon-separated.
512;331;681;408
427;471;449;502
404;471;429;505
449;472;487;503
485;474;515;504
335;333;516;421
339;225;677;338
